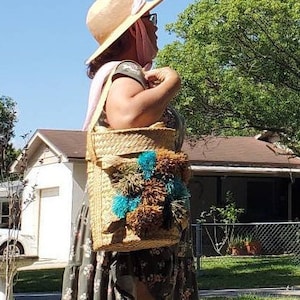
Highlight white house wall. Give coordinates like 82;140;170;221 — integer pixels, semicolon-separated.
22;159;74;261
28;143;62;169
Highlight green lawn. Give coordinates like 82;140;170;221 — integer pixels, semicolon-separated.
13;268;64;293
12;255;300;298
198;255;300;290
203;297;300;300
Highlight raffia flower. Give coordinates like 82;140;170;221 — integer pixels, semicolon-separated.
141;178;167;206
126;205;163;237
113;172;144;196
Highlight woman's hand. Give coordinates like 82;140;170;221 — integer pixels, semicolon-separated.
144;67;181;89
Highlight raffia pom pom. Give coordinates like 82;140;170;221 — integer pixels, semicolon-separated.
141;178;167;206
126;205;163;237
171;200;189;230
113;172;144;196
181;166;192;184
112;194;141;218
111;161;139;183
155;149;190;179
137;150;156;179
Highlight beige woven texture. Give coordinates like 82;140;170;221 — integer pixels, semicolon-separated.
87;124;181;252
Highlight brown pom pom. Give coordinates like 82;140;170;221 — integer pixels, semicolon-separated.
181;166;192;184
155;149;190;179
155;157;176;178
126;205;164;237
141;178;167;206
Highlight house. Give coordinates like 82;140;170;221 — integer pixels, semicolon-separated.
12;130;87;261
0;181;21;228
11;129;300;261
183;135;300;223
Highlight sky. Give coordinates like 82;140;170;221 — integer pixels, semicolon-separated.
0;0;195;147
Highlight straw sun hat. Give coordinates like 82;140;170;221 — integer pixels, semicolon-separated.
86;0;163;64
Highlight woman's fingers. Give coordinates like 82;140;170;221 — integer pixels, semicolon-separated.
144;67;180;85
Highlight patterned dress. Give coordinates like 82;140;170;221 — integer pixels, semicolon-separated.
62;61;199;300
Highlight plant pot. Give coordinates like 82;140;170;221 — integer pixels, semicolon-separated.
245;241;262;255
230;246;246;256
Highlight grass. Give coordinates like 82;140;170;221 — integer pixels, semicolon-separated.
202;297;300;300
13;268;64;293
12;254;300;299
198;255;300;290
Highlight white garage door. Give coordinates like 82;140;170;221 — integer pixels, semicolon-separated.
38;187;64;259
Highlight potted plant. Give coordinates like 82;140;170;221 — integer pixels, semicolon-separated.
228;235;246;256
245;235;262;255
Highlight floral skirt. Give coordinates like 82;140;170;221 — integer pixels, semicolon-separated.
62;203;199;300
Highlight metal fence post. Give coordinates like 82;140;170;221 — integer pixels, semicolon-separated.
193;223;203;275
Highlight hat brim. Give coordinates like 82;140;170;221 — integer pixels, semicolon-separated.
85;0;163;65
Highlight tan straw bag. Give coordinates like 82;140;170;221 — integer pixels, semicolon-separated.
86;65;189;252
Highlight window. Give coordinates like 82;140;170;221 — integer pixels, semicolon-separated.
246;179;288;221
0;200;9;228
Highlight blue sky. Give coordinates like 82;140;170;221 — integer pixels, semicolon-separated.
1;0;194;147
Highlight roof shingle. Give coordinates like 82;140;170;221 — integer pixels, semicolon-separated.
36;130;300;169
38;129;87;159
182;136;300;169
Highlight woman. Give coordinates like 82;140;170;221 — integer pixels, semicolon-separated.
62;0;199;299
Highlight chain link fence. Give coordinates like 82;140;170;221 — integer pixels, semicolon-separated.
192;222;300;272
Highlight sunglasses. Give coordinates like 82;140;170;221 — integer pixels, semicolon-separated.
142;13;157;26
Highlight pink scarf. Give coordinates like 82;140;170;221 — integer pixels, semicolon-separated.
130;19;157;70
82;20;156;130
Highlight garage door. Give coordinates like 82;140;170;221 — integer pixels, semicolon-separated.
38;187;63;259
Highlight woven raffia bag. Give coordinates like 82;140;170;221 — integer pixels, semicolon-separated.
86;66;190;252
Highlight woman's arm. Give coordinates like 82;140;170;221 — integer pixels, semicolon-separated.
106;67;181;129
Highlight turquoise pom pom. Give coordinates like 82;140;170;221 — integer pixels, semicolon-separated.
138;151;156;179
166;177;190;200
112;194;141;218
112;194;129;218
128;196;141;212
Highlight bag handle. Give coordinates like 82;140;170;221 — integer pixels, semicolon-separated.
87;70;116;133
87;60;146;131
86;67;117;162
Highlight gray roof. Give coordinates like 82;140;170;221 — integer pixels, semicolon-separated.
37;129;86;159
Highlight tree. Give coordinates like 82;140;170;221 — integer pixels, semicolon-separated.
157;0;300;152
0;96;34;299
0;96;18;181
197;191;244;255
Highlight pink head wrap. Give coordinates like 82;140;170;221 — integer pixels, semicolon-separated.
130;19;157;71
82;1;157;130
